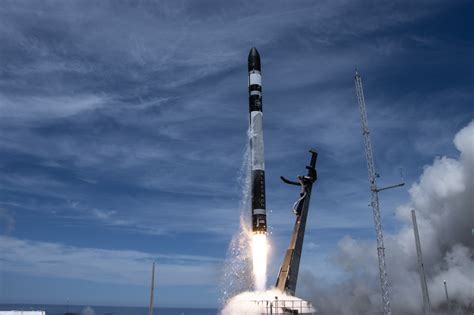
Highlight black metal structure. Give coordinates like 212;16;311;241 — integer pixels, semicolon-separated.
275;149;318;295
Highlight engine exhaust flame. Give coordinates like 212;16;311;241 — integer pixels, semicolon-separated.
251;233;268;291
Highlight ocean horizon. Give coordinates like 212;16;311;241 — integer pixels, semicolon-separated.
0;304;218;315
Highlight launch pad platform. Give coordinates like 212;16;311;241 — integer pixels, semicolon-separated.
248;297;316;314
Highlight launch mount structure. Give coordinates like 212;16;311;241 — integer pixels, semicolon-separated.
354;71;404;315
275;149;318;296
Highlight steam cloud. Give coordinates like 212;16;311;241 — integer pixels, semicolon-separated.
221;289;316;315
301;121;473;314
80;307;95;315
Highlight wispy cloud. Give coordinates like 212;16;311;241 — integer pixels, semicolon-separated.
0;94;107;121
0;0;469;239
0;235;221;286
0;0;471;306
0;208;15;234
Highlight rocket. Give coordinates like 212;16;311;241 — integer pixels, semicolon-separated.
248;47;267;234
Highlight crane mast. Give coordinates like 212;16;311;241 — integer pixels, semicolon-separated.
354;71;392;315
411;209;432;315
149;262;155;315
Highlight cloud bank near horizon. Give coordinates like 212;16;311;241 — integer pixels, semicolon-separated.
0;235;221;287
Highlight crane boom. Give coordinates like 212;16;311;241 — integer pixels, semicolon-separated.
354;71;392;315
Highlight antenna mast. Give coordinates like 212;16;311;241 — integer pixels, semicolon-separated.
412;209;432;315
444;280;451;315
149;262;155;315
354;71;404;315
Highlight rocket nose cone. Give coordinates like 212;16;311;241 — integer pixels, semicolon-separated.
248;47;261;72
249;47;259;57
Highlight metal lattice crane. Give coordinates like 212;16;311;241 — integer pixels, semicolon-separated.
354;71;404;315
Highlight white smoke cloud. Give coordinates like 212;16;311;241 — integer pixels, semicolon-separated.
80;306;95;315
302;120;474;314
221;289;316;315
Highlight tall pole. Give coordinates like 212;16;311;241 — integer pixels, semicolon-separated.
355;71;392;315
149;262;155;315
444;280;451;315
411;209;432;315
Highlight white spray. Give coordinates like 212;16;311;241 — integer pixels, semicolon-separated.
220;138;270;309
219;144;254;305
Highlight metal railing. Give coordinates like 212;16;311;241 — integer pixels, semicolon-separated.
249;299;316;314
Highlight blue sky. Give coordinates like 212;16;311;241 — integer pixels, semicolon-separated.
0;0;472;308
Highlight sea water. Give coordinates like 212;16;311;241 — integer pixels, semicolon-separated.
0;305;217;315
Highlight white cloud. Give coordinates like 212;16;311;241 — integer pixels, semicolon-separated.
300;120;474;314
0;236;221;286
0;94;107;121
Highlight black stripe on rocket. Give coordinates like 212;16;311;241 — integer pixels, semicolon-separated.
251;170;266;232
248;47;267;234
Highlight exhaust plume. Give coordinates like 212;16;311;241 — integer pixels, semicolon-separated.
252;233;268;291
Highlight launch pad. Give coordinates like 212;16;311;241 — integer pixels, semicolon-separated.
224;289;316;315
252;301;314;315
